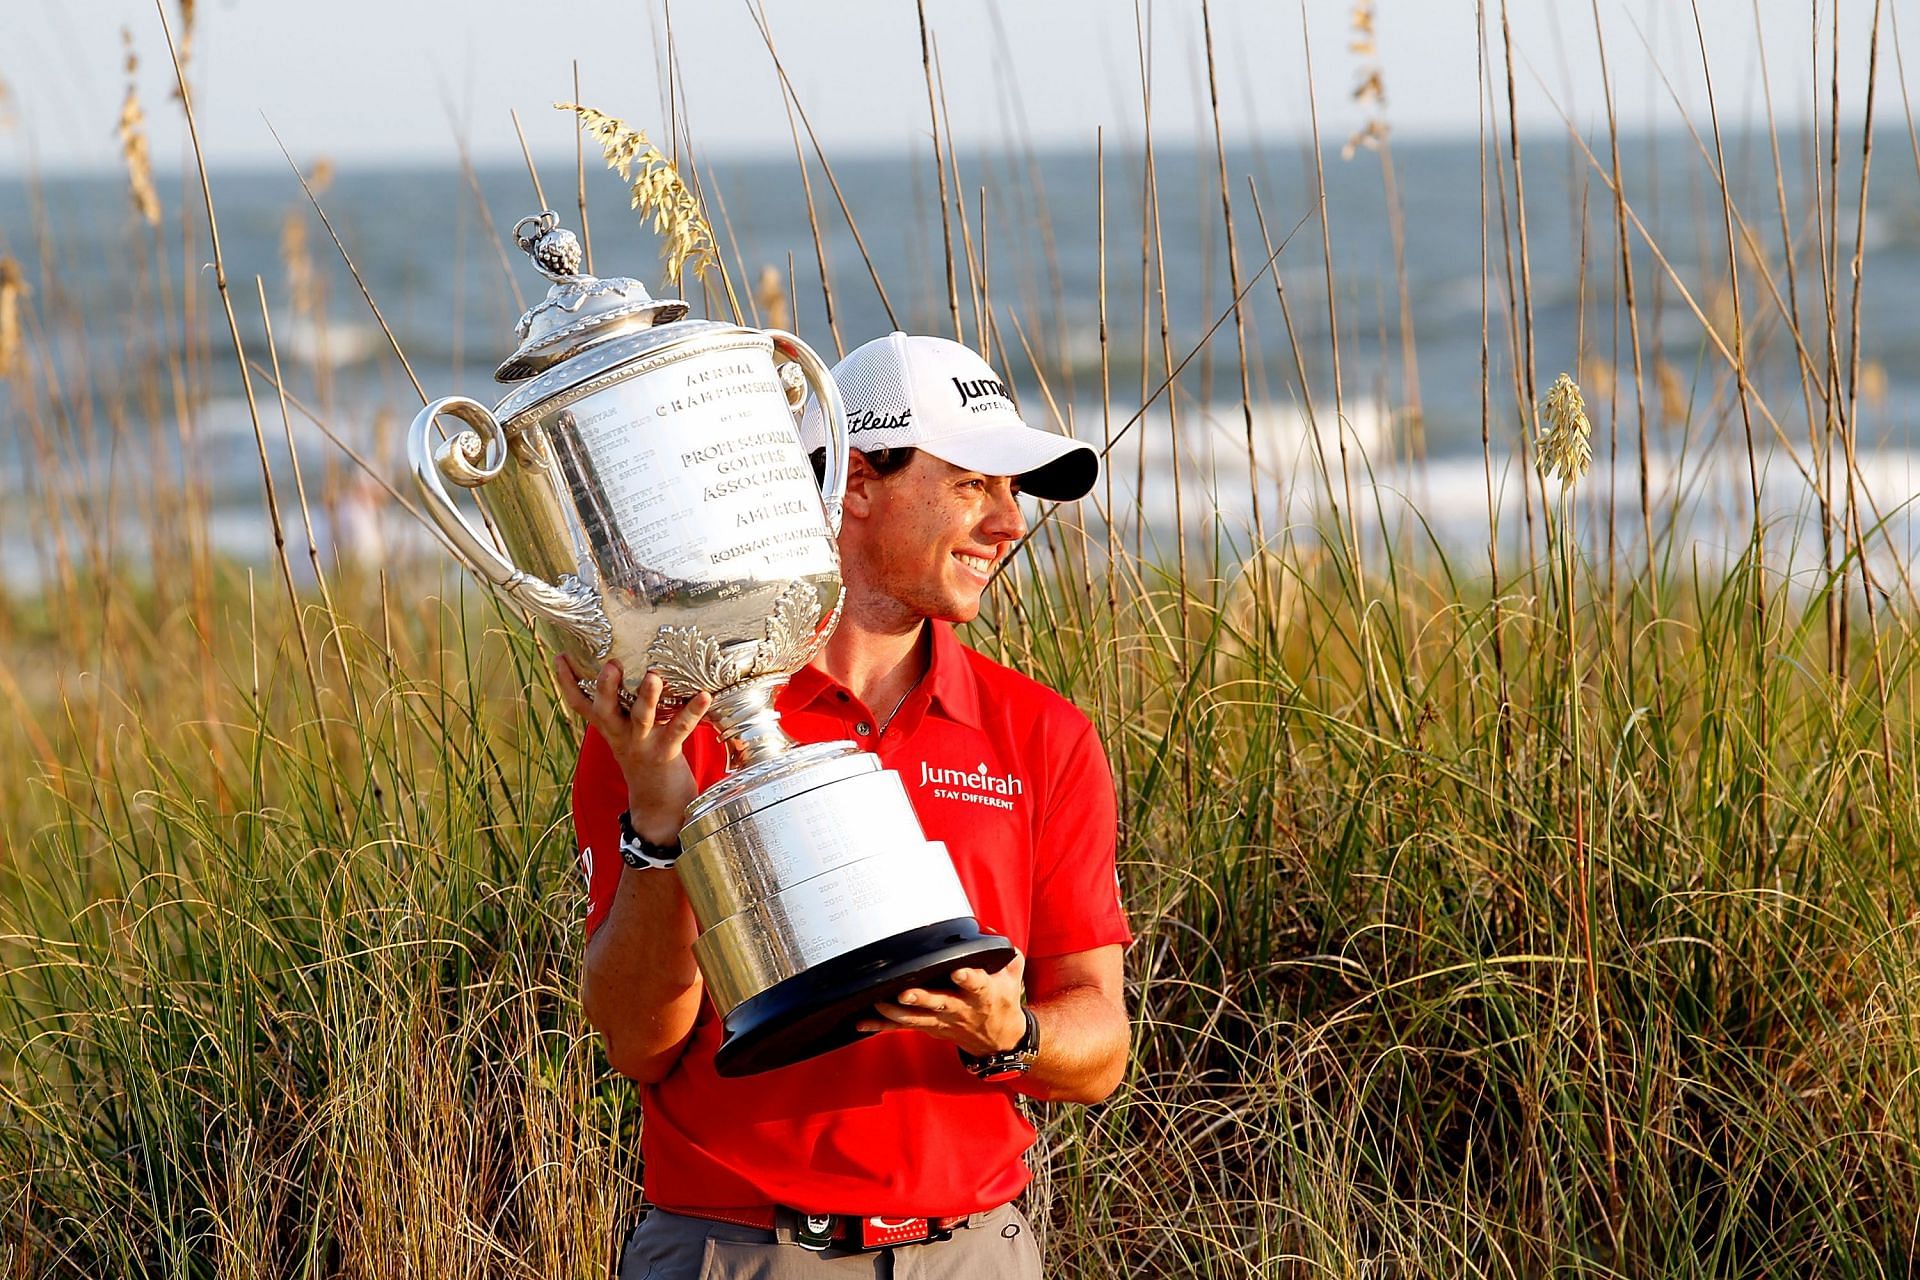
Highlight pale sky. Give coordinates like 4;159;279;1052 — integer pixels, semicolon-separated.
0;0;1887;175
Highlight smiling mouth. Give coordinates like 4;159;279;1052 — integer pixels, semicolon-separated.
952;550;999;580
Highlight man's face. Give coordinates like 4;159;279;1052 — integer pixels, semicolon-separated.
840;452;1027;624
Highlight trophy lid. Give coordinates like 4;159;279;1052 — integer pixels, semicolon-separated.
495;210;690;382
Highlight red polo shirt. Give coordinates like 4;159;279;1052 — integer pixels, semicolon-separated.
572;620;1129;1216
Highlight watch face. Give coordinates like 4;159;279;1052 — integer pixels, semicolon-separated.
966;1048;1035;1082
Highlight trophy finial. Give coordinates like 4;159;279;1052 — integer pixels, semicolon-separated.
513;210;585;282
495;210;689;382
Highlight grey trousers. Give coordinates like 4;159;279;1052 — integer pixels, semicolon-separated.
616;1204;1044;1279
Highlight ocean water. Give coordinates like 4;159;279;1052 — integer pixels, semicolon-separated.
1;132;1916;583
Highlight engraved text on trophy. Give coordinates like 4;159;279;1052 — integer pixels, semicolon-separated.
546;351;837;604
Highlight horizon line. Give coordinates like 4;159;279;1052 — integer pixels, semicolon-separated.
0;115;1888;183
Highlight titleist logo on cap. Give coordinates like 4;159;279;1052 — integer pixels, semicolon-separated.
848;407;911;434
953;375;1012;408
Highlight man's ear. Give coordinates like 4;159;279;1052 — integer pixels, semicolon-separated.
840;451;881;520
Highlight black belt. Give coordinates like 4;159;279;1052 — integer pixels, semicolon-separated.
657;1204;971;1252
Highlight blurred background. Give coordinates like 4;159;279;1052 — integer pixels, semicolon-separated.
1;0;1908;587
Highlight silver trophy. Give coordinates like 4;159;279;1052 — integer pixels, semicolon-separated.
408;212;1014;1075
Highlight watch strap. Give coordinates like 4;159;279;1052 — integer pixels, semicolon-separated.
960;1006;1040;1081
617;810;682;870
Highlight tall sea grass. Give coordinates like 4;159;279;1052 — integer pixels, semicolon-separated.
4;4;1920;1277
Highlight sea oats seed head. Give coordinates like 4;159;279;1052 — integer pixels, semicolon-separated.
117;86;161;228
167;0;196;98
116;29;161;228
1655;359;1686;427
755;265;790;333
556;102;715;286
1342;118;1390;161
280;211;314;317
1342;2;1390;162
1536;372;1593;486
0;257;28;380
1862;359;1889;411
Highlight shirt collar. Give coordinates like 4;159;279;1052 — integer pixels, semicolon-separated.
785;619;984;730
924;620;984;729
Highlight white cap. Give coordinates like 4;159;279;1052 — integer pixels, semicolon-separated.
799;332;1099;502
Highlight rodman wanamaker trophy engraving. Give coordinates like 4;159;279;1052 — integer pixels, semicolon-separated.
407;212;1014;1075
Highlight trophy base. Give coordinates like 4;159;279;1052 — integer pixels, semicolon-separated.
712;919;1017;1078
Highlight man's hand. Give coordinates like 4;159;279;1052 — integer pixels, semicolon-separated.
857;952;1028;1057
555;655;711;842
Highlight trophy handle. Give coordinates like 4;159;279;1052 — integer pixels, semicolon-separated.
766;329;848;537
407;396;614;657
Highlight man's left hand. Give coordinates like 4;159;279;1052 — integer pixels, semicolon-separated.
858;952;1027;1056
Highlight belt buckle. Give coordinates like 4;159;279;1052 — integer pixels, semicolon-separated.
855;1216;936;1250
794;1213;835;1252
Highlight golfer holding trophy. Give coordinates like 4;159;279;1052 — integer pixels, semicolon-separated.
409;213;1129;1277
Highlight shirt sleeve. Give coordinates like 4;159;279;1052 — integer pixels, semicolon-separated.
1025;716;1132;959
572;726;629;941
572;723;729;941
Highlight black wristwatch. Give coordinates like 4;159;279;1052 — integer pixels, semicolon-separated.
617;810;682;871
960;1006;1040;1082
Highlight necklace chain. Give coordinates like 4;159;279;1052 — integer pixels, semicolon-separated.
876;669;925;737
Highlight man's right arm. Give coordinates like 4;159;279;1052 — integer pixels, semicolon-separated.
562;657;713;1085
581;862;705;1084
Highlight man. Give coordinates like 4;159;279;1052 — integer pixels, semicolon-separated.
561;332;1130;1278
